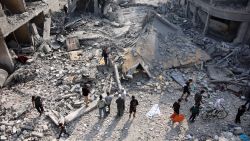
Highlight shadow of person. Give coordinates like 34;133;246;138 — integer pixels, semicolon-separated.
118;118;134;141
83;118;105;140
100;116;122;141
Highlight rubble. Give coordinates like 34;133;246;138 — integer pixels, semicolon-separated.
0;69;8;87
0;0;249;140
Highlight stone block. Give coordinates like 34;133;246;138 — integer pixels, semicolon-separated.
31;131;44;138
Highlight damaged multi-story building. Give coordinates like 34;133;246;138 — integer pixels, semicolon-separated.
0;0;60;79
185;0;250;44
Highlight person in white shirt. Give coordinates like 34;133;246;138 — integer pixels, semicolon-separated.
121;88;128;101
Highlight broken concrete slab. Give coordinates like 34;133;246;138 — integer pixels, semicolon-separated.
47;111;59;126
21;46;35;54
170;71;186;87
0;69;8;87
227;85;241;93
56;93;78;101
68;50;84;61
64;93;107;124
31;131;44;138
207;65;232;81
0;121;15;126
66;36;80;51
122;12;211;76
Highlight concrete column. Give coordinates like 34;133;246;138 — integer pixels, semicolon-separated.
94;0;99;15
192;7;198;26
233;22;249;44
203;13;210;35
0;30;14;73
185;1;190;17
247;0;250;12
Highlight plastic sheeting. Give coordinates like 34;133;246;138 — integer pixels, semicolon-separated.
146;104;161;118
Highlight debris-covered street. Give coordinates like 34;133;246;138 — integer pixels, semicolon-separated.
0;0;250;140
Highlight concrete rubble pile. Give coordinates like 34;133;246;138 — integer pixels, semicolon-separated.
0;0;250;140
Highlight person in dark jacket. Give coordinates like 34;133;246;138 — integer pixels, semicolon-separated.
173;99;182;114
129;96;139;118
82;84;90;107
116;95;125;117
194;90;205;106
102;47;108;65
181;79;193;101
63;5;68;14
244;92;250;111
57;123;69;139
189;104;200;122
32;96;44;116
235;105;246;124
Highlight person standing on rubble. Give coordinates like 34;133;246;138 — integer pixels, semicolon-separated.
32;96;44;116
116;94;125;117
173;98;182;115
63;5;68;15
82;84;90;107
98;0;106;15
181;79;193;101
102;47;109;66
129;96;139;118
194;90;205;106
57;123;70;139
105;92;112;116
97;95;106;118
244;91;250;111
189;103;200;122
235;105;246;124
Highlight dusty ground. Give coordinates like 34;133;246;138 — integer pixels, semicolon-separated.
0;0;250;141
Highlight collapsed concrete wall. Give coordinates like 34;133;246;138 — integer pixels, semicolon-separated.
0;0;60;76
186;0;250;43
0;31;14;73
0;0;26;14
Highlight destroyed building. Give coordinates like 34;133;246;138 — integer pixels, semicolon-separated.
0;0;250;140
185;0;250;43
0;0;59;75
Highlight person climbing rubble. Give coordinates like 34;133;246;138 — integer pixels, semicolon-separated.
116;94;125;117
181;79;193;101
173;98;182;115
97;95;106;118
129;95;139;118
32;96;44;116
82;84;90;107
235;105;246;124
189;103;200;123
57;123;70;139
102;47;109;66
105;92;113;116
194;90;205;106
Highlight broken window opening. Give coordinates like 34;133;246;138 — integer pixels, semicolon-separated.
207;16;241;42
75;0;95;13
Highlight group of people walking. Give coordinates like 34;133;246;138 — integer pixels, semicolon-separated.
97;89;139;119
171;79;249;124
30;76;249;139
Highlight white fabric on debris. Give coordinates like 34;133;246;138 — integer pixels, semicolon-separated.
146;104;161;118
